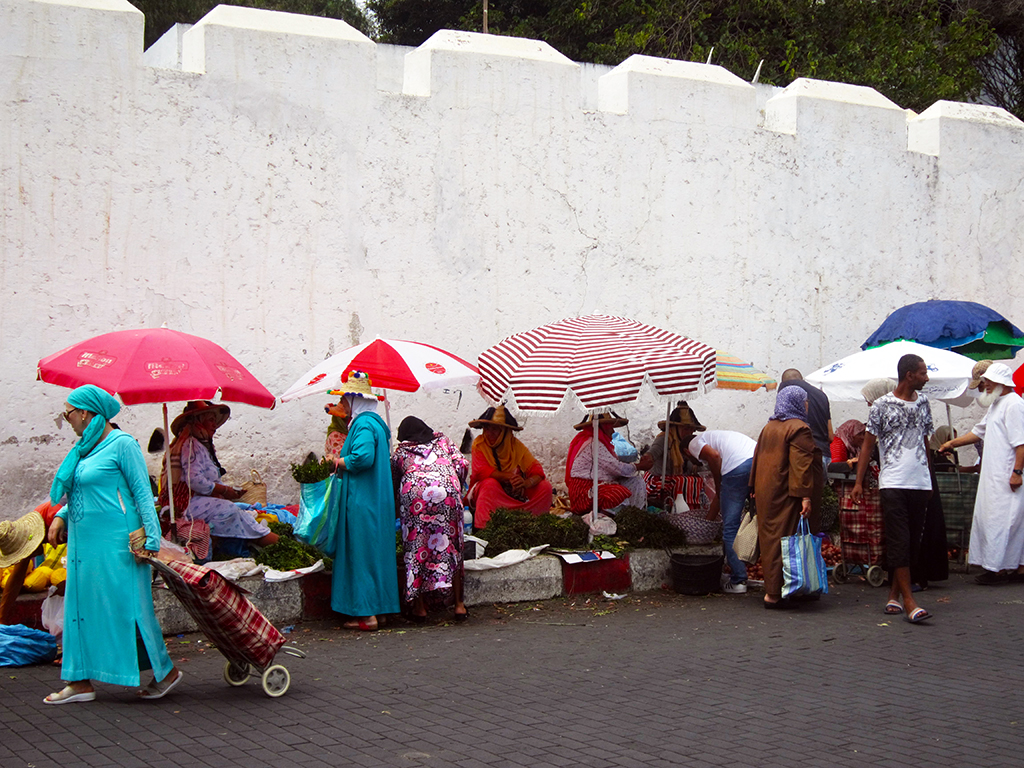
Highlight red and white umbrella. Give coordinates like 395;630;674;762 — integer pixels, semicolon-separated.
478;314;717;411
279;338;480;403
479;314;717;526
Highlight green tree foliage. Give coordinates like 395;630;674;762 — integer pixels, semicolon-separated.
133;0;374;50
965;0;1024;118
370;0;999;112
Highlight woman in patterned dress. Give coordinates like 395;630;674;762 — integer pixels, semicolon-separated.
392;416;469;622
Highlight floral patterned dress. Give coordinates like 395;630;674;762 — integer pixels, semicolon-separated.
391;433;468;603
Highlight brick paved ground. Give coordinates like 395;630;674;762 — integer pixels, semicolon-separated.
3;572;1023;768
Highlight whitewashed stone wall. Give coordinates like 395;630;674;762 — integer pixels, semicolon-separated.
1;0;1022;516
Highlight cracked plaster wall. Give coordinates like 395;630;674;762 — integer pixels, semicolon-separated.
0;0;1022;516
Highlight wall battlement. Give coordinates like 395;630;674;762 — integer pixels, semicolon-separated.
1;0;1022;512
7;1;1022;150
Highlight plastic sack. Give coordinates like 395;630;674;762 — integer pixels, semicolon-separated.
293;476;340;557
611;430;639;462
781;518;829;599
0;624;57;666
41;586;64;638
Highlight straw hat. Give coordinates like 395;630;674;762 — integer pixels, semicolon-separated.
0;511;45;568
468;405;522;431
171;401;231;435
969;359;994;389
658;402;706;432
328;371;383;401
574;410;629;431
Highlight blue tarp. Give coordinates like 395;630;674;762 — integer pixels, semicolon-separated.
863;300;1024;350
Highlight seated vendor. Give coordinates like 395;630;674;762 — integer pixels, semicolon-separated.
830;419;866;465
467;406;554;529
159;401;278;548
636;402;708;510
566;411;647;515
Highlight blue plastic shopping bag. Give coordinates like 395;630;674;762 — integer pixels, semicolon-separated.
781;518;829;599
0;624;57;667
293;475;341;557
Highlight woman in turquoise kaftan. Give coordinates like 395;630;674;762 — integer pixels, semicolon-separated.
44;385;180;705
324;372;399;631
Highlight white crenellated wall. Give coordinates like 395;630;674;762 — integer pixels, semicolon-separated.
2;0;1022;516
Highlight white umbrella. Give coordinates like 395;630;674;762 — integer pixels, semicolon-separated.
804;341;976;403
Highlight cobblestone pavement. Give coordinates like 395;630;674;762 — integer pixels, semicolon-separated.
3;572;1023;768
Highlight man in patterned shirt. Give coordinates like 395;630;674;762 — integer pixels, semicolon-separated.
852;354;934;624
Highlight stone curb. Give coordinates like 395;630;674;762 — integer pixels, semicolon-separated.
10;545;725;636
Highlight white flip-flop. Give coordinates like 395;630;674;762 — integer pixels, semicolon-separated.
139;669;183;700
44;686;96;705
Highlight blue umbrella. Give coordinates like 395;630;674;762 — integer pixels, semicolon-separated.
863;300;1024;361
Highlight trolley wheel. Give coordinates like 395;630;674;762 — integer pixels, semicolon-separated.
832;563;848;583
866;565;886;587
223;661;251;687
261;664;290;698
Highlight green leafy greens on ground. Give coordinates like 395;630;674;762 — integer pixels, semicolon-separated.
612;506;687;549
478;506;688;557
478;509;589;557
254;522;333;571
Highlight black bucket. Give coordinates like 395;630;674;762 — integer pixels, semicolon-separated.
669;553;724;596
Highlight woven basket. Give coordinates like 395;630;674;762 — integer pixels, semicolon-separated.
239;470;267;506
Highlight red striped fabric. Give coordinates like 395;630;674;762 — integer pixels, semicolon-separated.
478;315;717;411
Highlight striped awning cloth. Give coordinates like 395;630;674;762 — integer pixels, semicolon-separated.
478;314;717;412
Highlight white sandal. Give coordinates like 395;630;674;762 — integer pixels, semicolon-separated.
138;669;183;700
44;685;96;705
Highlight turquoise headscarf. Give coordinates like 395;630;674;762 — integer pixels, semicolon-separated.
49;385;121;504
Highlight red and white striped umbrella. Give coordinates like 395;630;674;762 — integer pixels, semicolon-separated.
280;338;479;402
478;314;717;412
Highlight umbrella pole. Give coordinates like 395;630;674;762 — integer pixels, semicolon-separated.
592;413;599;542
383;390;392;431
946;402;962;494
163;404;176;527
661;401;671;507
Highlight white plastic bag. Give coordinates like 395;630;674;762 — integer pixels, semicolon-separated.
41;586;64;639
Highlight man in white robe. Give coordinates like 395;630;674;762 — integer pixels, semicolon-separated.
940;363;1024;584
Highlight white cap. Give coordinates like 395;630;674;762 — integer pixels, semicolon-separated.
981;362;1015;389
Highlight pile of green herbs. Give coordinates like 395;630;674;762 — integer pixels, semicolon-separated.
477;506;687;557
290;455;334;484
612;506;687;549
478;508;589;557
253;522;333;571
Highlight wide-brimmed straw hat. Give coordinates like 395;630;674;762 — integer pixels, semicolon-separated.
574;410;629;431
658;402;706;432
981;362;1015;389
969;359;994;389
0;511;45;568
468;405;522;432
328;370;383;401
171;400;231;435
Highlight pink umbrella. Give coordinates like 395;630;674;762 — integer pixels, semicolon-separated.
38;328;275;408
38;328;276;523
279;338;480;403
478;314;717;523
